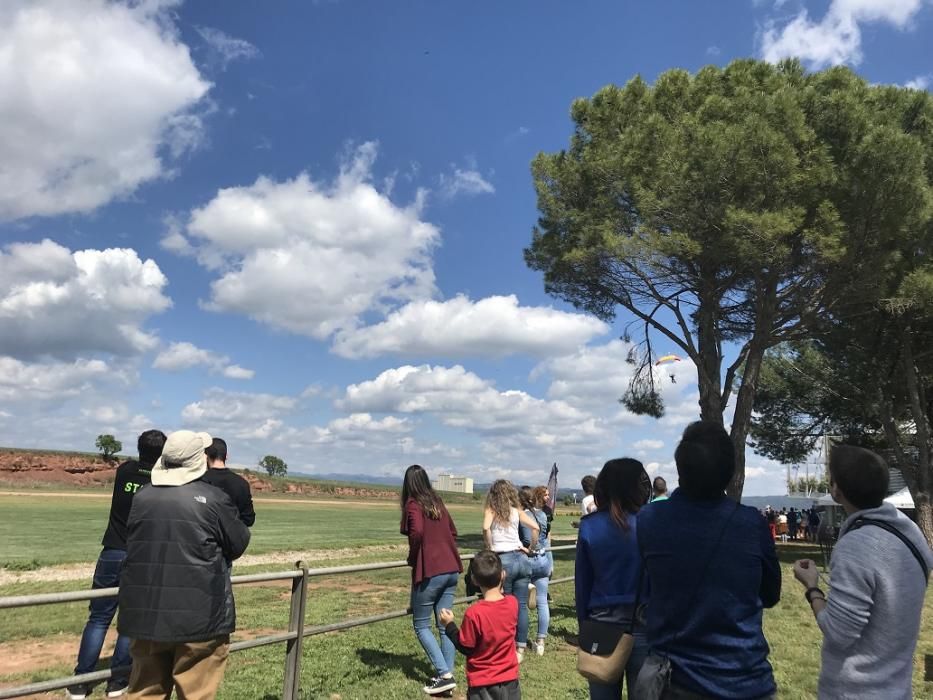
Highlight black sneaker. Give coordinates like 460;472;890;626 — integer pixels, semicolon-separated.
106;679;129;697
65;685;91;700
423;676;456;695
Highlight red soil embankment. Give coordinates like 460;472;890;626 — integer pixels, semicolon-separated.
0;450;115;487
0;449;398;499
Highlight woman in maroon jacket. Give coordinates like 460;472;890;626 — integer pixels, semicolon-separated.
401;464;463;696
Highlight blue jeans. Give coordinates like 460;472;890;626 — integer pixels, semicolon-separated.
74;548;131;681
587;605;648;700
411;571;458;676
498;551;532;648
529;554;552;640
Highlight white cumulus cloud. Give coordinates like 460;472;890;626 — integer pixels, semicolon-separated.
181;387;298;438
166;142;439;339
222;364;255;380
439;163;495;199
152;341;254;379
535;340;694;417
195;26;259;69
759;0;926;67
341;364;609;453
284;413;412;448
905;75;931;90
0;239;171;360
633;439;665;451
333;294;608;359
0;0;211;220
0;357;112;401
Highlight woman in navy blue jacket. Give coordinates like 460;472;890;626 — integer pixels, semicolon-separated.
636;421;781;699
575;458;651;699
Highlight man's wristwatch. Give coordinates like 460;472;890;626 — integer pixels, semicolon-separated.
805;587;825;604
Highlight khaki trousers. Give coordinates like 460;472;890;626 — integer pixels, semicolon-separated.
127;635;229;700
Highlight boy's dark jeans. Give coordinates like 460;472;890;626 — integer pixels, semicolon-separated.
468;679;521;700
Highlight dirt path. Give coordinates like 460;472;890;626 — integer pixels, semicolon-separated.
0;626;287;695
0;543;409;586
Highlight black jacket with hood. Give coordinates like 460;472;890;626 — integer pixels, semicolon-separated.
117;479;251;642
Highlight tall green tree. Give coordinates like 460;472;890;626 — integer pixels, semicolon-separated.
527;59;929;498
751;83;933;541
753;261;933;543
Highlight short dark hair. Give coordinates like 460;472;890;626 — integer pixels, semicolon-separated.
470;550;503;589
137;430;167;466
581;475;596;495
206;437;228;464
674;421;735;499
829;445;889;510
653;476;667;495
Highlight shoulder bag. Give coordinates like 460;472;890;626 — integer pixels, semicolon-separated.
576;566;644;684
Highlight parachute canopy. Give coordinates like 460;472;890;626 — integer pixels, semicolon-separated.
655;354;682;366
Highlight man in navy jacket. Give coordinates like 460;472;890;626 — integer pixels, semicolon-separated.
637;421;781;699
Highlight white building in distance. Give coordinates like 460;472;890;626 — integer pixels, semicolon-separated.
433;473;474;494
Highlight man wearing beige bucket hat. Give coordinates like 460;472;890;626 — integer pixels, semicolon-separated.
117;430;251;700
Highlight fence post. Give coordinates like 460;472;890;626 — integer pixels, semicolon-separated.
282;561;308;700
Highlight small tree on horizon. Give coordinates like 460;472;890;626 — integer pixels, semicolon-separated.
95;434;122;461
259;455;287;478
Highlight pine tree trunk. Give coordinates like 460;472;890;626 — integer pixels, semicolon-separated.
695;295;724;424
726;341;767;501
914;495;933;549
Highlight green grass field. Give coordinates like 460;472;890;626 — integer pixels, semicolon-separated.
1;491;931;699
0;493;420;568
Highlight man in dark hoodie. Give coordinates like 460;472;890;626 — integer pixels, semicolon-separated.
118;430;250;699
68;429;166;700
201;437;255;526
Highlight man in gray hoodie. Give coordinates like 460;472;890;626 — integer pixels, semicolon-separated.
794;445;932;699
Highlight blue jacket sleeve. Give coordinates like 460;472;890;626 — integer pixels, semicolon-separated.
575;525;593;625
758;515;781;608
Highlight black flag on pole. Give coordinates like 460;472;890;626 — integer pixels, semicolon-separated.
546;463;558;511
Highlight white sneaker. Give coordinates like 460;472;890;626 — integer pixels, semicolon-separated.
535;639;545;656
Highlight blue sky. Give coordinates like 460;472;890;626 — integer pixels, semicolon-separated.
0;0;930;495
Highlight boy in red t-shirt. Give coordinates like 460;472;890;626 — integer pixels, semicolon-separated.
440;550;521;700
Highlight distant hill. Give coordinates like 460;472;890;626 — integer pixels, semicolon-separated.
292;471;402;487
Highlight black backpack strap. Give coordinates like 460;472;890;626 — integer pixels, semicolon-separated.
848;518;930;582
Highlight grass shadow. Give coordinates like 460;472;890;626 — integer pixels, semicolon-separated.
548;602;577;618
551;549;577;564
455;534;486;552
552;627;579;648
356;647;434;682
775;543;826;566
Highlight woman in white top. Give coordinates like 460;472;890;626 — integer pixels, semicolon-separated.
483;479;539;662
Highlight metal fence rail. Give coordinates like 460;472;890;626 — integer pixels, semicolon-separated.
0;545;576;699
